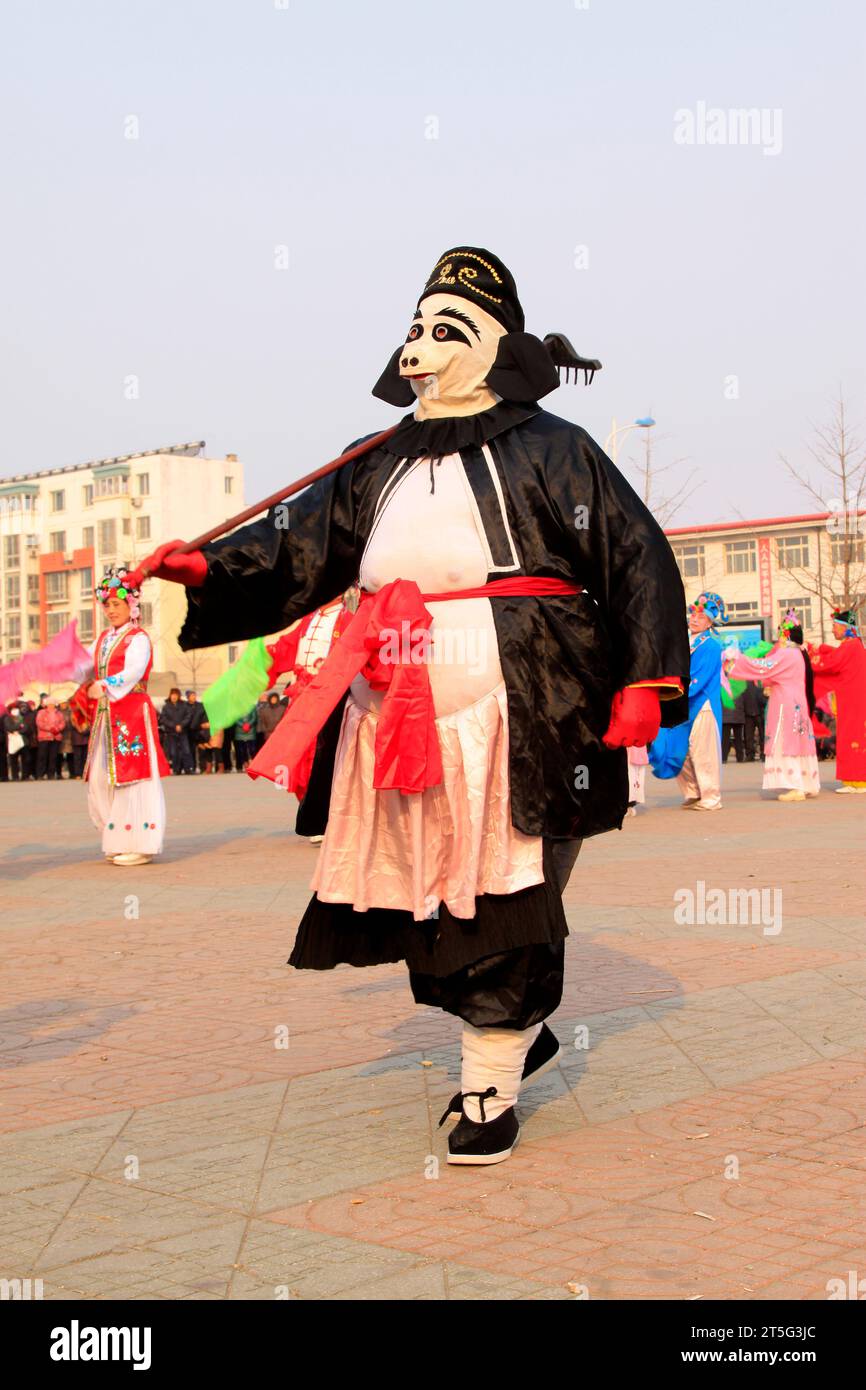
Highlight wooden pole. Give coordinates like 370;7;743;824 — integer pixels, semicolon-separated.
175;424;400;555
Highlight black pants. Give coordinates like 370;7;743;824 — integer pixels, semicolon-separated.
408;839;581;1030
36;743;59;779
234;739;255;770
410;940;566;1030
72;745;88;778
163;732;193;774
8;750;25;781
722;724;745;762
744;715;764;761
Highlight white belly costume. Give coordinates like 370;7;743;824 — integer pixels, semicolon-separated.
311;453;545;920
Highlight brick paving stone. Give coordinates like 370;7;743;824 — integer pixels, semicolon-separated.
1;763;865;1299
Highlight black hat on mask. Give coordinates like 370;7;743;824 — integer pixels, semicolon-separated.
418;247;525;334
373;245;601;409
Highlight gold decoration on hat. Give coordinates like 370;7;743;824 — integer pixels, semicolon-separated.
425;250;504;306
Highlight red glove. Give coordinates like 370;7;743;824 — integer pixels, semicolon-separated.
126;540;207;590
602;687;662;749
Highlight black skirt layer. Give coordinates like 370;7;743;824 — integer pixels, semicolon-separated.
288;841;568;978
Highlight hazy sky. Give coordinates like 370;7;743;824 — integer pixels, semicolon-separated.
2;0;864;526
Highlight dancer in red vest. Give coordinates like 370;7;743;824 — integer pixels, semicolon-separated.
74;566;170;865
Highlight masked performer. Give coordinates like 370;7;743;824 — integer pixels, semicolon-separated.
130;246;687;1162
649;592;725;810
811;608;866;793
724;610;819;801
73;566;170;865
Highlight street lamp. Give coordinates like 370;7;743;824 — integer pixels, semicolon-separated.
605;416;656;464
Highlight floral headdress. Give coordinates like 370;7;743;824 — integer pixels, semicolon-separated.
778;607;801;638
95;564;141;622
688;591;728;626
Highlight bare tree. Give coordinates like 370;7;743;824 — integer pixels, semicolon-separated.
623;429;702;527
174;648;204;692
779;392;866;615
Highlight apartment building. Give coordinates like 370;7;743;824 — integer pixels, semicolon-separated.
666;509;866;644
0;442;245;692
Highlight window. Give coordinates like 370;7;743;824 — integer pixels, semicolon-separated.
671;542;705;579
49;530;66;553
3;535;20;567
46;611;70;638
136;515;151;541
83;526;94;549
98;519;117;554
28;614;40;641
122;517;131;536
2;494;36;514
727;601;759;621
95;474;128;497
27;574;39;601
83;483;94;507
778;597;813;630
78;607;95;640
138;473;150;496
50;488;65;511
776;533;810;569
79;566;93;597
724;539;757;574
26;533;39;550
6;616;21;645
139;601;153;626
45;572;69;602
5;574;21;608
830;536;866;566
225;475;233;494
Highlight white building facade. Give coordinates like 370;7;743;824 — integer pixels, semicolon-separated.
0;442;245;693
666;509;866;643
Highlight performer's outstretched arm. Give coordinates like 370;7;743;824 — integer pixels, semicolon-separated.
545;427;689;722
133;458;361;651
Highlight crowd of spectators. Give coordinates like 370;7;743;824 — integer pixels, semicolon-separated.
0;688;290;782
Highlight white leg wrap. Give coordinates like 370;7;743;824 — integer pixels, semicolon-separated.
460;1021;542;1121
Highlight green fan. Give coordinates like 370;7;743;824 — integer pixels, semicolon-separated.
202;637;273;731
720;640;772;708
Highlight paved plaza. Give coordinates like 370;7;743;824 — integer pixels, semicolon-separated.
1;762;865;1301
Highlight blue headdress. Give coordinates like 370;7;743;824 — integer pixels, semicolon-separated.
689;591;728;626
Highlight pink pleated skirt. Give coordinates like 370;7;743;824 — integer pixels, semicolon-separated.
311;682;544;921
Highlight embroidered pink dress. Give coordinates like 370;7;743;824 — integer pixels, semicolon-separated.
311;452;545;921
728;644;820;795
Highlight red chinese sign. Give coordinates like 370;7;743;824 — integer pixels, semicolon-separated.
758;536;773;618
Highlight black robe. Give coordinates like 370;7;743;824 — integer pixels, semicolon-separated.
180;402;689;972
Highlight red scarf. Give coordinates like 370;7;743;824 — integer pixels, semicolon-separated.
247;576;582;795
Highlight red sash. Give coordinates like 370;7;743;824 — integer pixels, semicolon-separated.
247;576;582;796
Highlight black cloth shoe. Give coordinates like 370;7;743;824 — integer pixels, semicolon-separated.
438;1087;519;1165
521;1022;562;1086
